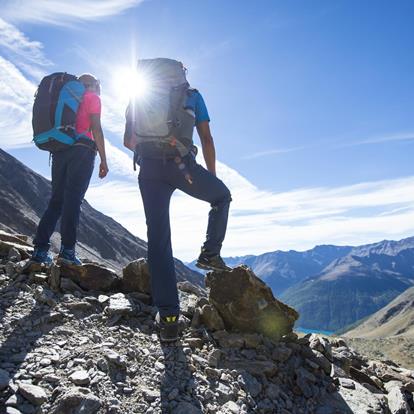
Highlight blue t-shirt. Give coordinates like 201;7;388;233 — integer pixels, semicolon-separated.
186;90;210;124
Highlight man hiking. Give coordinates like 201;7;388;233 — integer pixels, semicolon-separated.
31;73;109;265
123;58;231;342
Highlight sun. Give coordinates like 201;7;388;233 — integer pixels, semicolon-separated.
113;67;150;103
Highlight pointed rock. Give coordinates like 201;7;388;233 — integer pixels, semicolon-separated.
121;258;151;294
206;265;298;339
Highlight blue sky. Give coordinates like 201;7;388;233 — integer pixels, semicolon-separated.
1;0;414;260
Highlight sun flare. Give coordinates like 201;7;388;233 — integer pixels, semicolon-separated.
113;67;150;103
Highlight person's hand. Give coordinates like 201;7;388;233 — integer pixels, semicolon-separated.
99;160;109;178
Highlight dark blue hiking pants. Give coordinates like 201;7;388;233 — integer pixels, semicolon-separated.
34;146;95;250
138;153;231;317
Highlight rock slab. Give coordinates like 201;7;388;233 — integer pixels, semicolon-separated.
206;265;299;339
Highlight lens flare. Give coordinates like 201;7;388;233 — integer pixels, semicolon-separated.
113;67;150;102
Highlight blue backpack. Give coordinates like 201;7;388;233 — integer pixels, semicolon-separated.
32;72;86;152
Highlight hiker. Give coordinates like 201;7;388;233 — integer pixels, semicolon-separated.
31;73;108;265
123;58;232;341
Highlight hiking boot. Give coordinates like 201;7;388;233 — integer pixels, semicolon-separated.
31;248;53;265
155;313;179;343
57;247;82;266
196;250;231;272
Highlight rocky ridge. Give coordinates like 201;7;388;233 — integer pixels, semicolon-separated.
1;232;414;413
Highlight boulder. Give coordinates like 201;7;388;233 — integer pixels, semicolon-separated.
51;387;101;414
121;258;151;294
59;262;120;292
206;265;298;340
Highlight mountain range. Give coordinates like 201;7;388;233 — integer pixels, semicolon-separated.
0;148;202;285
189;238;414;332
344;285;414;338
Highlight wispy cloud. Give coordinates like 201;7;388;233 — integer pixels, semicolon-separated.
242;145;308;160
243;131;414;160
2;0;144;26
0;18;51;68
341;132;414;148
0;56;36;147
87;157;414;260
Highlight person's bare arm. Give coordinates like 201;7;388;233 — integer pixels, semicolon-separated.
90;114;109;178
196;121;216;175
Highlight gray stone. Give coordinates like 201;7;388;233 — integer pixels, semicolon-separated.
337;381;389;414
271;345;292;362
60;277;83;292
243;333;263;348
339;378;356;390
142;388;160;402
221;401;240;414
52;388;101;414
31;273;48;283
311;349;332;375
18;382;47;405
266;383;280;400
384;381;412;414
49;264;61;291
69;370;90;385
216;382;235;403
213;331;245;348
200;304;225;331
221;358;277;377
6;408;22;414
207;349;222;368
106;293;134;316
238;372;262;397
172;401;203;414
0;368;10;390
177;280;206;297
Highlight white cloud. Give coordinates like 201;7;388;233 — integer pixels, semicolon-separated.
342;132;414;148
86;158;414;261
2;0;144;26
0;18;51;70
105;140;137;179
242;145;308;160
0;56;37;147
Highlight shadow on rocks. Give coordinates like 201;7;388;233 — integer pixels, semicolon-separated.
0;265;61;412
159;342;203;414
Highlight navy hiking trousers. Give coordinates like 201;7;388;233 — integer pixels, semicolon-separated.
34;145;95;250
138;153;231;317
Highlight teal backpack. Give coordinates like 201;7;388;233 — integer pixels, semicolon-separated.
32;72;87;152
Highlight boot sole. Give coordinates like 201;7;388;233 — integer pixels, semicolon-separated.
196;261;231;272
56;257;82;266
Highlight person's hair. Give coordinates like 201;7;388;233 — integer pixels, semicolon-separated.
78;73;99;89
